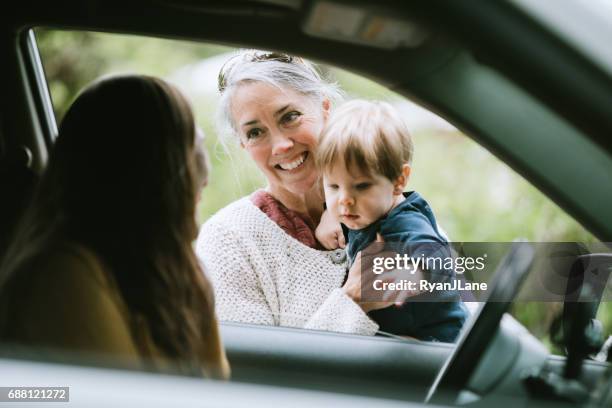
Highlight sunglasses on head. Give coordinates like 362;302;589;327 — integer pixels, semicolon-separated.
217;51;305;93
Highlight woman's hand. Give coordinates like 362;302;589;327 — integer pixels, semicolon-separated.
342;234;422;313
315;209;346;250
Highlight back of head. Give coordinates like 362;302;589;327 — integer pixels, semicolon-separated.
316;99;414;181
1;74;215;374
54;74;199;247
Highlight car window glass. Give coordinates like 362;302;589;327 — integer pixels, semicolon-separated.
35;28;608;355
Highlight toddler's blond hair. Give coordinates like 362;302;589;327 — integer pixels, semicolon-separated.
316;99;413;181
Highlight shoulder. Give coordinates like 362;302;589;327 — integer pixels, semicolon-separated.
197;194;291;257
1;241;141;357
200;195;264;234
3;241;122;324
399;191;435;216
19;242;111;291
381;192;445;242
6;243;122;315
389;192;436;224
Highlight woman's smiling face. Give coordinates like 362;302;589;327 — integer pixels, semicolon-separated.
230;82;327;196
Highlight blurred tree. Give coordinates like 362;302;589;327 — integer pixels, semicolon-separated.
36;28;229;121
36;30;108;120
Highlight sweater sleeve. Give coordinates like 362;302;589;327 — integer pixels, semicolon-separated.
197;220;277;326
304;288;379;335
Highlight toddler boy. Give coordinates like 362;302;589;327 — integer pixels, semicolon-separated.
315;99;467;342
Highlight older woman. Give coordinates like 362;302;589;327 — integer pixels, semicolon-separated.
197;51;404;335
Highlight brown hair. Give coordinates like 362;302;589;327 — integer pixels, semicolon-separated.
316;99;413;181
0;75;217;374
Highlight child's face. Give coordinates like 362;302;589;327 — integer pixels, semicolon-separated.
323;160;402;230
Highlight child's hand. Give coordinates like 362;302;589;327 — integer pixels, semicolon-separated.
315;209;346;250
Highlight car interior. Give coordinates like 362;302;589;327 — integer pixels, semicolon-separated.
1;0;612;407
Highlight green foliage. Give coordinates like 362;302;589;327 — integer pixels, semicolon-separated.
35;28;609;354
36;28;230;121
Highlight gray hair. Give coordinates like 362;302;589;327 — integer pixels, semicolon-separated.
216;49;343;144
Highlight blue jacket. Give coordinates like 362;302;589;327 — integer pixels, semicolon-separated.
345;191;467;342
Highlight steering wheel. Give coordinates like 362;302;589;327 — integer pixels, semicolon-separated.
425;242;536;405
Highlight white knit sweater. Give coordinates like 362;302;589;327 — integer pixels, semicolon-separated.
196;195;379;336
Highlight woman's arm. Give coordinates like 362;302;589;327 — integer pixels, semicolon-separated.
303;287;379;335
197;221;277;327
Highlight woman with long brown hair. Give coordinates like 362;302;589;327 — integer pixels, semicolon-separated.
0;74;229;379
